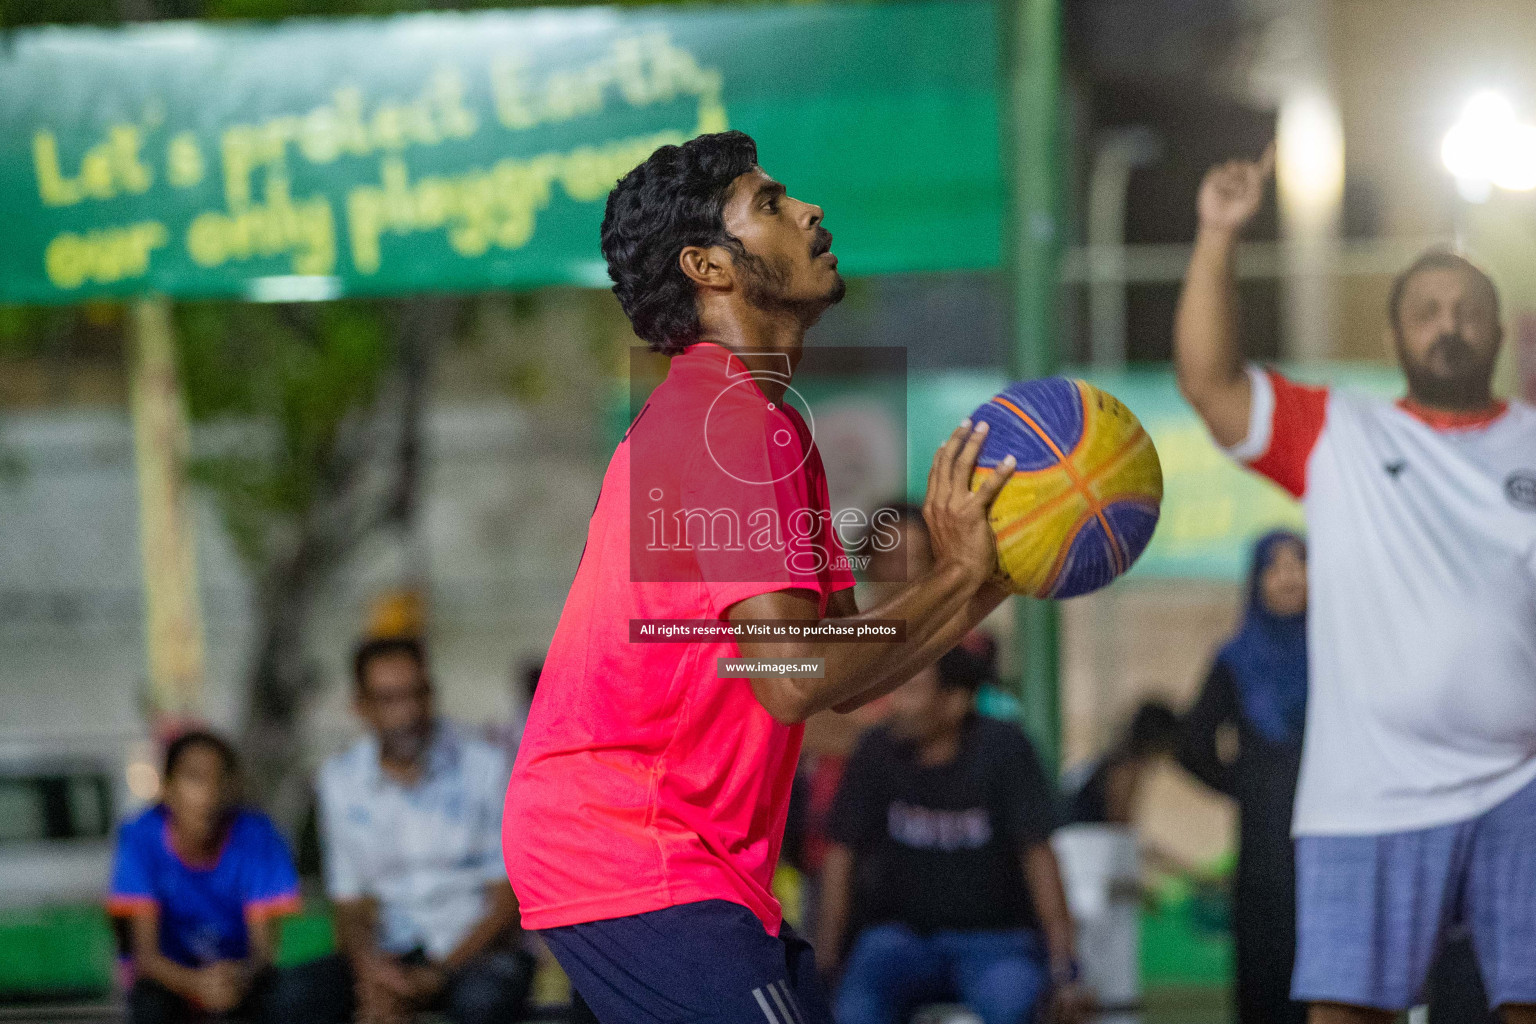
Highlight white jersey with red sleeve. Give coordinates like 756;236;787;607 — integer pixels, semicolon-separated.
1222;364;1536;836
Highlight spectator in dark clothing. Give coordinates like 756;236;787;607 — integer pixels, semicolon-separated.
791;501;934;941
1177;532;1495;1024
1177;530;1308;1024
817;635;1087;1024
1065;701;1181;825
107;731;323;1024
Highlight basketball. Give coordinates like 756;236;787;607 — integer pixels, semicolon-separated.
970;378;1163;599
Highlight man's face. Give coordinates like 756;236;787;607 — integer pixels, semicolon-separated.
1392;265;1502;409
356;652;434;764
718;167;846;320
886;667;970;745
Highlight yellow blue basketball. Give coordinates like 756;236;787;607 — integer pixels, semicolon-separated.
970;378;1162;599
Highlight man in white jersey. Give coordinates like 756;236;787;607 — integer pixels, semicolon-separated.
1174;145;1536;1023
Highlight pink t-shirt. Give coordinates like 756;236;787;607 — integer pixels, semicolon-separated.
504;342;856;935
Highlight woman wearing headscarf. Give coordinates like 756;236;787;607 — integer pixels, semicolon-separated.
1178;531;1308;1024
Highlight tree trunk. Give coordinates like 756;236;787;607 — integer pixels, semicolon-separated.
239;297;450;829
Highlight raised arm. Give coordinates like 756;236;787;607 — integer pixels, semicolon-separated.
730;420;1013;724
1174;145;1273;447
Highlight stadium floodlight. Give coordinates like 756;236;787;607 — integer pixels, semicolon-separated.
1441;90;1536;199
1277;91;1345;216
1491;123;1536;191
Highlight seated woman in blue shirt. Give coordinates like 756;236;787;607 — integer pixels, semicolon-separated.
107;731;311;1024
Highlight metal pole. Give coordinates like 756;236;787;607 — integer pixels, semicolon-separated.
1087;128;1161;369
129;296;206;727
1002;0;1064;773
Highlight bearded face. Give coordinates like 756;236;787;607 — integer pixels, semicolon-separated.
1392;265;1503;410
718;168;846;327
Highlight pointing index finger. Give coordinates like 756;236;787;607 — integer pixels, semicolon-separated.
1256;141;1277;178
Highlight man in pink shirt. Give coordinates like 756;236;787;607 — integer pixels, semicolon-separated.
503;130;1032;1023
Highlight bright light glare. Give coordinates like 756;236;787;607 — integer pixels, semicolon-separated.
1493;124;1536;190
1456;177;1493;204
1442;91;1536;194
1277;92;1345;220
1463;90;1516;128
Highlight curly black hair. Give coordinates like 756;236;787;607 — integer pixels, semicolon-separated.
601;131;760;354
935;633;999;694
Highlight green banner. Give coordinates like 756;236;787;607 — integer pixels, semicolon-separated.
0;0;1003;305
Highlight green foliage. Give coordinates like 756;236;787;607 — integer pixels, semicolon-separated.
0;304;61;360
0;0;117;29
174;300;392;567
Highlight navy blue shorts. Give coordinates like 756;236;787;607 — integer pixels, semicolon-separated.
539;899;834;1024
1293;771;1536;1010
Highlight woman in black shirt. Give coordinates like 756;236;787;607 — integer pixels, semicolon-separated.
1178;530;1308;1024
